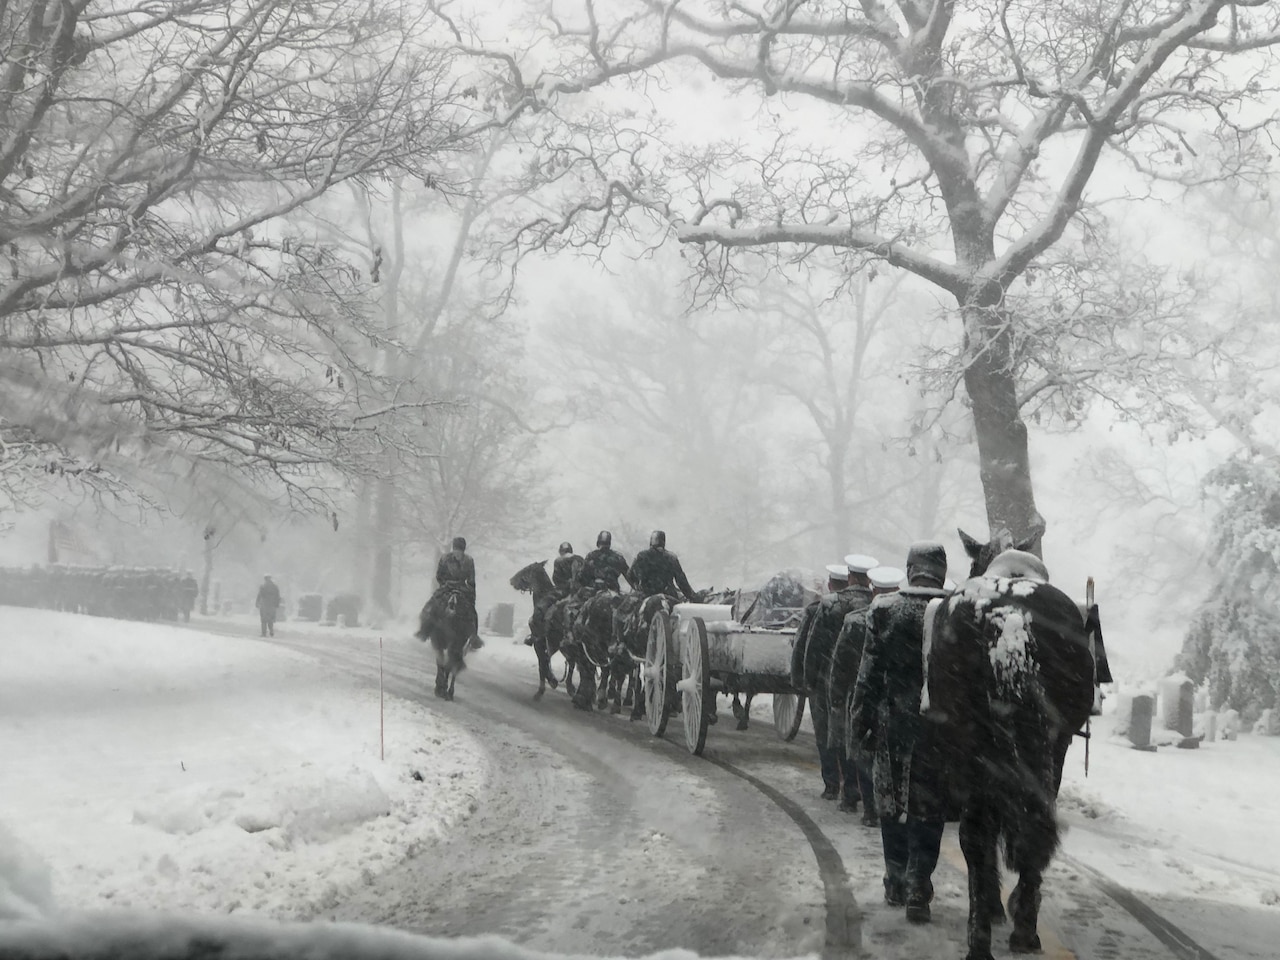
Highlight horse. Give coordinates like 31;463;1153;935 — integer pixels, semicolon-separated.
925;529;1099;960
415;585;474;701
509;560;564;700
567;588;626;711
609;593;679;720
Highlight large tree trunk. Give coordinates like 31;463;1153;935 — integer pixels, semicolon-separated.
961;301;1043;555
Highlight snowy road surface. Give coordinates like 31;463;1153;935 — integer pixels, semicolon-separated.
245;620;1280;960
4;606;1280;960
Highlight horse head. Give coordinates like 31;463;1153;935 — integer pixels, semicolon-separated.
959;524;1045;577
510;560;549;594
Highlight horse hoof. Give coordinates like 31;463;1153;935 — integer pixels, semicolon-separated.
1009;932;1041;954
735;718;749;732
731;702;744;720
609;703;622;715
964;952;996;960
548;678;559;690
533;689;545;701
706;711;718;725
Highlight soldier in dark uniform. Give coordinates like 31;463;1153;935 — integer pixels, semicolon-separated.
791;555;877;802
551;542;584;599
255;575;281;637
848;541;953;923
829;564;903;822
424;536;478;643
573;530;631;594
627;531;697;600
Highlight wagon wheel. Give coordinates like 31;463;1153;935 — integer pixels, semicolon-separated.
680;617;712;755
773;692;806;741
645;612;673;737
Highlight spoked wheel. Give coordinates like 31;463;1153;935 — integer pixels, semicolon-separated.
680;617;712;755
645;612;673;737
773;692;806;741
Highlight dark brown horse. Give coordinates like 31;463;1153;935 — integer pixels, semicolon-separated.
509;560;563;700
926;529;1099;960
415;585;473;701
567;588;626;711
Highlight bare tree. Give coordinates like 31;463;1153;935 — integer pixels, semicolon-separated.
0;0;508;510
490;0;1280;551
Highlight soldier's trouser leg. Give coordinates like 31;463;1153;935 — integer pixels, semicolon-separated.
880;819;908;902
854;758;876;815
906;818;944;906
811;692;840;794
259;611;269;636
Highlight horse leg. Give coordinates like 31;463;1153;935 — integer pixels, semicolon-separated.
533;636;551;700
433;662;448;699
564;656;577;698
608;662;623;714
629;665;646;721
959;802;1000;960
735;692;753;732
1007;767;1059;953
573;663;596;711
731;693;744;720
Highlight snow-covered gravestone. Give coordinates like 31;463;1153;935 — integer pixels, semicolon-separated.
1158;674;1194;737
1219;708;1240;741
1128;694;1157;751
1254;708;1280;736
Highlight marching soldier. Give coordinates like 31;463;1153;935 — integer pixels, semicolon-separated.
791;554;878;802
849;542;953;923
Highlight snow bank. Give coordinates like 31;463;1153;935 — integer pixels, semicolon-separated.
0;607;486;920
0;913;798;960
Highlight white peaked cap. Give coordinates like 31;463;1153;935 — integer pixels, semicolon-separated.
825;563;851;581
843;554;879;574
868;566;905;590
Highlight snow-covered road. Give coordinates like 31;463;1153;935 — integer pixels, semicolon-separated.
5;605;1280;960
243;622;1280;960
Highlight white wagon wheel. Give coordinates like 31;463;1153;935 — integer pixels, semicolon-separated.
645;612;673;737
773;692;806;741
680;617;712;755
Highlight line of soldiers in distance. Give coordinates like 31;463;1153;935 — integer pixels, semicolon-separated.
0;564;201;623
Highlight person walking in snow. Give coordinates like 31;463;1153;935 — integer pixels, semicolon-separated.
255;575;281;637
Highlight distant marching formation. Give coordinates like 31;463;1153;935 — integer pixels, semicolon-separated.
506;527;1112;960
0;564;199;623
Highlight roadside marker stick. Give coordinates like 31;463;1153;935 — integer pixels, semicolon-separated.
379;636;384;762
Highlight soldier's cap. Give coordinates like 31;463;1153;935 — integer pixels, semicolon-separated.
868;566;905;590
906;541;948;580
825;563;851;582
843;554;879;574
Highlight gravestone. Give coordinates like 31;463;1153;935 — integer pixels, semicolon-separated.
1128;694;1157;751
1255;708;1280;736
1158;675;1194;737
1198;712;1217;743
1219;708;1240;741
486;602;515;637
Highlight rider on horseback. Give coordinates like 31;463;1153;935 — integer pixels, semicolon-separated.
421;536;479;646
573;530;632;595
627;530;697;601
552;541;584;599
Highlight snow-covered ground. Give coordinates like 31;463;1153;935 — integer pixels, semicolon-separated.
0;606;486;921
3;604;1280;959
1058;702;1280;911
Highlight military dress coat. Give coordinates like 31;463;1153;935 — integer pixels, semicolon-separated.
627;547;696;599
574;547;631;593
827;602;873;753
848;585;956;823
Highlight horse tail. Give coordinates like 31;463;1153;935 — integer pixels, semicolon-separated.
998;684;1060;874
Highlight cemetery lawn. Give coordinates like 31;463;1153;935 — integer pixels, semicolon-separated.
1058;704;1280;910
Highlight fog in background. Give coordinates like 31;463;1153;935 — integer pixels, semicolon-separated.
6;0;1280;689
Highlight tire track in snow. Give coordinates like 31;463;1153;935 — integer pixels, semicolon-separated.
190;621;1227;960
